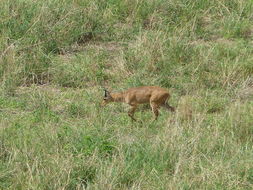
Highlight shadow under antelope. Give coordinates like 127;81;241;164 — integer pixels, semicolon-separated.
101;86;175;121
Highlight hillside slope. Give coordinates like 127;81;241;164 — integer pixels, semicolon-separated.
0;0;253;189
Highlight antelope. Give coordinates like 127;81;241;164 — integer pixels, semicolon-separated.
101;86;175;121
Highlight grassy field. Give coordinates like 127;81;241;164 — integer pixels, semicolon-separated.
1;0;253;189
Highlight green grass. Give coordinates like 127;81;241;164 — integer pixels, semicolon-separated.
1;0;253;189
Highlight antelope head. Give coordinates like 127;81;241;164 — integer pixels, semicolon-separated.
101;89;113;106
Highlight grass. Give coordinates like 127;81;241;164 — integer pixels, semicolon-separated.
1;0;253;189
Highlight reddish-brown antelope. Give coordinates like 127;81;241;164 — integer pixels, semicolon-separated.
101;86;175;121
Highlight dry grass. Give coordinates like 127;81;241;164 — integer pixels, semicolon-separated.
1;0;253;189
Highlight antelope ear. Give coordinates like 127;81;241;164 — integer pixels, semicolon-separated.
104;89;111;98
104;89;110;97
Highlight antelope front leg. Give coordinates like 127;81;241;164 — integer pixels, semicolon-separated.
128;105;137;122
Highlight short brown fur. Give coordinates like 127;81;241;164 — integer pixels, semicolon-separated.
101;86;175;121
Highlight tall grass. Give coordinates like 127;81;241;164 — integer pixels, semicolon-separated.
1;0;253;189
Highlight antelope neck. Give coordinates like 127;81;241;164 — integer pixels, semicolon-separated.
111;92;125;102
